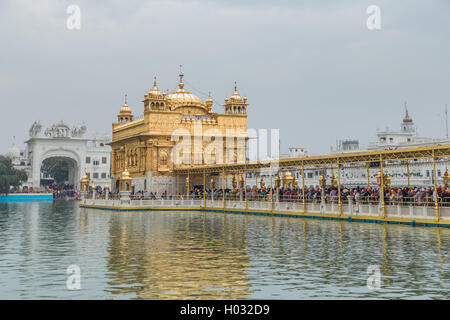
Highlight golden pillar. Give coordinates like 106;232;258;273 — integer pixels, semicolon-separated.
367;162;370;189
432;149;440;222
222;167;225;209
270;166;273;211
203;169;206;207
319;174;326;205
406;160;411;189
232;175;237;189
176;173;179;197
302;161;306;213
244;164;248;210
275;173;281;203
186;171;190;199
331;166;337;188
379;155;386;219
239;172;244;201
337;160;342;216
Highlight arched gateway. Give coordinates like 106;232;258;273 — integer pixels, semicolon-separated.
25;121;111;191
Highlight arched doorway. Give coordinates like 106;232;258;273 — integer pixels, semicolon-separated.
40;156;78;188
31;147;81;190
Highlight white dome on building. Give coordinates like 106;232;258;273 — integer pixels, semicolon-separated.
6;145;20;159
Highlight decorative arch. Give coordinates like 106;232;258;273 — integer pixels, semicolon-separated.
38;148;81;187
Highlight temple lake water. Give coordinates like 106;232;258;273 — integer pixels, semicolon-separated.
0;201;449;299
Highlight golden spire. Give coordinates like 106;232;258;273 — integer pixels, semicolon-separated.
148;76;162;97
81;170;89;183
119;93;132;115
205;92;213;112
230;81;242;102
206;91;212;102
178;64;184;90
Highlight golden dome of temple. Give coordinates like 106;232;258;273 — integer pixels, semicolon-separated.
166;72;204;108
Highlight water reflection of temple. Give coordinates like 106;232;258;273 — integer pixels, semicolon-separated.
105;211;252;299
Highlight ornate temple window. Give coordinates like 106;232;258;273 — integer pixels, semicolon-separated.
158;150;169;171
160;152;168;166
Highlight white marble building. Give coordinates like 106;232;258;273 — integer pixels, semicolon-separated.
9;121;112;190
247;108;450;189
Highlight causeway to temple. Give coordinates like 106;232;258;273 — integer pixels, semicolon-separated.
80;144;450;228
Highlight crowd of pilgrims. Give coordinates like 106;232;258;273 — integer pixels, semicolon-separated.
129;184;450;206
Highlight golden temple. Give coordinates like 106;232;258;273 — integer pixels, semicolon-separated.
110;71;249;193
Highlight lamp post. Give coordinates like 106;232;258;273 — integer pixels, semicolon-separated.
376;171;382;187
384;173;391;189
282;172;294;190
331;167;337;188
80;172;90;200
119;169;132;200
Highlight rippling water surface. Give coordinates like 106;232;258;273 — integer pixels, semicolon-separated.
0;201;449;299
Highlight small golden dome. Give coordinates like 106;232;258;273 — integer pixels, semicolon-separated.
229;81;242;102
120;103;132;114
205;92;213;110
205;92;213;104
403;105;413;123
119;94;132;115
283;172;294;186
148;77;162;97
81;172;89;183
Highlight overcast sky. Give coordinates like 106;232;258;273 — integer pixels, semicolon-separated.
1;0;449;155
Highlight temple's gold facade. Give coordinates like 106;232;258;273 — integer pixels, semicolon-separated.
110;72;248;192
